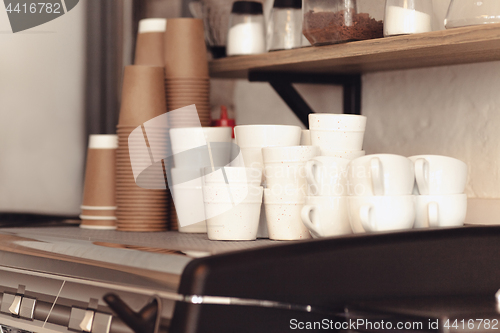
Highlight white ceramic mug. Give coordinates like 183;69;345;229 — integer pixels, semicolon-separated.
414;194;467;228
301;196;352;238
203;185;263;241
309;113;367;154
347;154;415;196
305;156;350;196
264;188;310;240
322;150;366;160
348;195;416;233
409;155;467;195
203;166;262;187
263;146;320;191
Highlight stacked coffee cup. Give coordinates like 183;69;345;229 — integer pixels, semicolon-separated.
115;65;169;232
347;154;416;233
203;167;264;240
169;126;232;233
262;146;319;240
299;114;367;238
233;125;303;239
410;155;468;228
164;18;211;128
134;18;166;66
80;135;118;230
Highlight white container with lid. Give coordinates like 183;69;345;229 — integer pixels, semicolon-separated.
384;0;433;37
227;1;266;56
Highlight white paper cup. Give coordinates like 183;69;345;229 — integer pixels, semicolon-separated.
415;194;467;228
234;125;302;148
305;156;350;196
264;189;310;240
347;154;415;196
409;155;467;195
301;196;352;238
203;167;262;187
203;185;263;241
348;195;416;233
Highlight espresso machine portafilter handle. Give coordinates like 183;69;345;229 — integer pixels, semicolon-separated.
103;293;161;333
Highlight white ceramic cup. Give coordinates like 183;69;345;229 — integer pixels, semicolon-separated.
170;127;232;153
301;196;352;238
348;195;416;233
305;156;351;196
309;114;367;154
203;185;263;241
300;130;311;146
322;150;366;160
263;146;320;191
347;154;415;196
414;194;467;228
171;168;206;229
234;125;302;148
409;155;468;195
203;166;262;187
264;188;310;240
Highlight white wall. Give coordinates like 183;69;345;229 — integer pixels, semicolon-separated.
0;1;86;214
234;0;500;200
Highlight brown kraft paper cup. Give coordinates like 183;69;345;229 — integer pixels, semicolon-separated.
135;32;165;66
82;149;116;207
80;219;117;229
164;18;209;78
118;66;168;126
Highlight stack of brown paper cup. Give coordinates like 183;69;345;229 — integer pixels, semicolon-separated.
164;18;211;128
116;65;170;232
134;18;167;66
80;135;118;230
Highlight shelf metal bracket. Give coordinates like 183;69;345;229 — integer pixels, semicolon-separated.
248;71;362;128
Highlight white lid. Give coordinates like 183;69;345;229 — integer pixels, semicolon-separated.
88;135;118;149
138;18;167;33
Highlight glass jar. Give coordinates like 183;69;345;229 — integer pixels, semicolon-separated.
267;0;303;51
445;0;500;29
226;1;266;56
384;0;433;37
302;0;385;46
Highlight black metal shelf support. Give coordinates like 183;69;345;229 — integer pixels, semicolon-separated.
248;72;362;128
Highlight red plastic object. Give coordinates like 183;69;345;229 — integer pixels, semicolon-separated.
211;105;236;138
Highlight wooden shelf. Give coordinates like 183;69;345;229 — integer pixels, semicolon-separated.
209;23;500;79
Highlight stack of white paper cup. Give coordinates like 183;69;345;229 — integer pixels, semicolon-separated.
169;127;232;232
410;155;468;229
262;146;319;240
347;154;416;233
202;167;264;240
301;156;353;238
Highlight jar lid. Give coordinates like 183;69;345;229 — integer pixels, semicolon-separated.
231;1;263;15
273;0;301;9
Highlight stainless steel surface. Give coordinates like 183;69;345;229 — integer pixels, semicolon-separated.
0;294;15;315
19;297;36;320
92;313;113;333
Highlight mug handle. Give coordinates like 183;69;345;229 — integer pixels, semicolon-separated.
415;158;430;195
359;204;375;232
305;160;322;195
301;205;322;238
427;202;439;228
370;157;385;196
